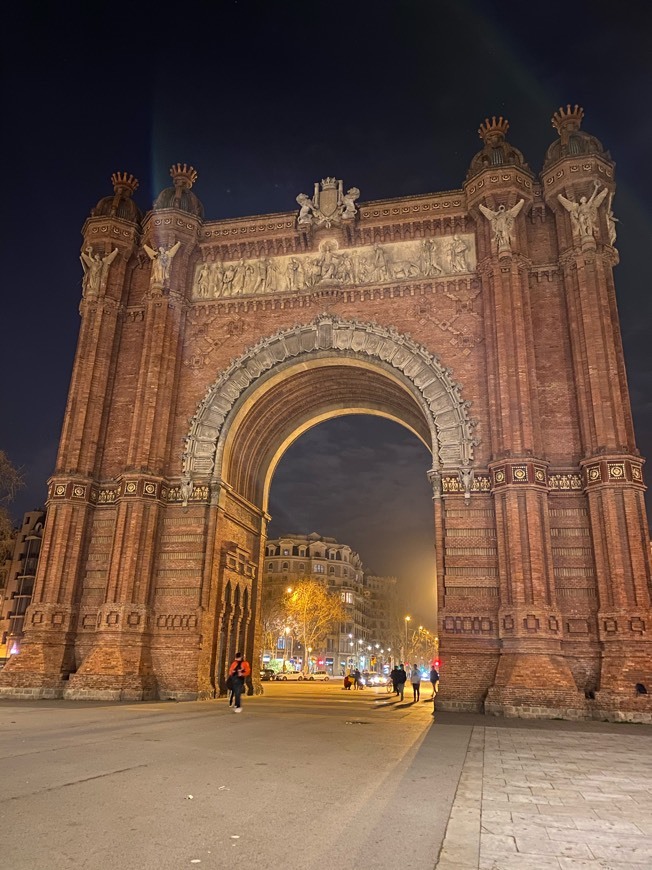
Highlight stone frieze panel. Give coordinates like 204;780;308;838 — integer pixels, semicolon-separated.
191;234;476;300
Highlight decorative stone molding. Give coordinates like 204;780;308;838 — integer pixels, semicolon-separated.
184;315;479;478
442;473;491;494
490;461;549;489
582;457;645;488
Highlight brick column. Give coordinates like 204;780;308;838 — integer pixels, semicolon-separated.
0;188;140;697
545;151;652;717
466;132;586;715
63;204;201;699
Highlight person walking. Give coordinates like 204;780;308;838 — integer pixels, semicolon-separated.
227;652;251;713
389;664;401;695
410;664;421;702
396;663;407;701
429;664;440;700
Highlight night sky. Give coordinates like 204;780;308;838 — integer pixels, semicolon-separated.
3;1;651;626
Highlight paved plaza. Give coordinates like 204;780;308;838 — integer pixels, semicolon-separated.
1;684;650;869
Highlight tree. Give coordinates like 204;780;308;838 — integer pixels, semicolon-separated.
284;579;346;673
259;582;289;664
0;450;24;562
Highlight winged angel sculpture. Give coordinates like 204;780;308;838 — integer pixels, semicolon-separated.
557;182;608;242
80;246;119;297
478;199;524;255
143;240;181;288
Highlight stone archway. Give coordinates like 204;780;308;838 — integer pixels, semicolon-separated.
186;314;477;697
184;313;477;490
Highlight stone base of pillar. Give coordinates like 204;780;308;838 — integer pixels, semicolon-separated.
62;641;157;701
484;651;588;719
590;641;652;723
590;692;652;724
0;635;74;698
434;646;500;713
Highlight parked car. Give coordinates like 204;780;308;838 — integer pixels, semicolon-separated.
260;669;275;681
309;671;331;681
274;671;304;681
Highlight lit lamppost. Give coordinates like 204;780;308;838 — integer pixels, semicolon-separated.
404;615;411;662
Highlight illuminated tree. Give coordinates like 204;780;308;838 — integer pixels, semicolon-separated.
0;450;23;562
284;579;346;673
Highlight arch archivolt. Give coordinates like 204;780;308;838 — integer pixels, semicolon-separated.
184;314;478;500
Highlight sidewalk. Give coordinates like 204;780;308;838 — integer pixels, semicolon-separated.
436;719;652;869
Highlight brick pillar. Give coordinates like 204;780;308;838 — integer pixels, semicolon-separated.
466;145;586;716
0;192;140;698
64;204;201;699
544;147;652;718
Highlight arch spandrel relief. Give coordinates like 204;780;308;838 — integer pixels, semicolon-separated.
183;315;479;483
191;234;477;300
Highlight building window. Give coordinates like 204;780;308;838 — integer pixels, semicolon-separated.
341;591;354;604
315;564;324;573
329;566;335;574
268;562;273;570
299;562;305;570
283;548;290;556
282;562;289;570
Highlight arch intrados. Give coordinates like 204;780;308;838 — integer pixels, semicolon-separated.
220;361;433;507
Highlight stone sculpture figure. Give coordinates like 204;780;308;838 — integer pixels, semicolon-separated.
196;263;211;298
143;240;181;287
319;243;340;281
478;200;524;254
341;187;360;219
287;257;304;291
449;235;470;273
606;193;618;246
557;182;608;241
80;246;119;297
296;193;317;224
372;243;390;282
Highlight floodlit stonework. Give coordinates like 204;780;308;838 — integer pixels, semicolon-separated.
1;110;650;719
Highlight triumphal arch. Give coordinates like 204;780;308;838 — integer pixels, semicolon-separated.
2;107;651;720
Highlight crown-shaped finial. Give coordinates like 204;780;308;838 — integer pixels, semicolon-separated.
170;163;198;189
552;104;584;135
321;177;338;190
478;116;510;143
111;172;139;195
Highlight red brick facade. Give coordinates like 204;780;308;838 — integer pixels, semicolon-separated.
1;109;650;720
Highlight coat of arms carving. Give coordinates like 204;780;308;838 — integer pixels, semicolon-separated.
296;178;359;228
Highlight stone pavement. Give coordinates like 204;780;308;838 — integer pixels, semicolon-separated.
436;721;652;870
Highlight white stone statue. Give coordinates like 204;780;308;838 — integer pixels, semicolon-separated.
341;187;360;219
478;200;525;254
557;182;608;241
144;240;181;286
80;246;118;297
296;193;317;225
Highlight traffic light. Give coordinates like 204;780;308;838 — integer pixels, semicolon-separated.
434;659;441;670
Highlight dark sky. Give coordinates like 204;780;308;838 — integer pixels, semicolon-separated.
2;1;651;626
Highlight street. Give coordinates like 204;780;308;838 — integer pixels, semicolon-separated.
2;683;651;870
0;682;459;870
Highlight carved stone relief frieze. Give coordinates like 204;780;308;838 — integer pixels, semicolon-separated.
191;234;477;301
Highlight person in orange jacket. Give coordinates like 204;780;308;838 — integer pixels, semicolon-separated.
228;652;251;713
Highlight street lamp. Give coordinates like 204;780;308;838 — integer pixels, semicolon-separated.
404;616;411;661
